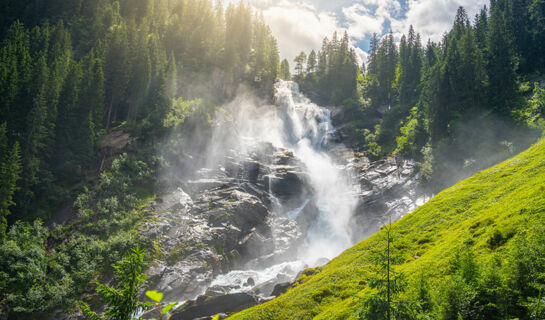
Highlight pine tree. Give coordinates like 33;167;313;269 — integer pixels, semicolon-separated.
487;5;517;114
529;0;545;71
279;59;291;80
317;37;329;76
368;33;380;75
307;50;317;73
474;6;489;49
294;51;307;77
358;221;410;320
0;124;21;238
103;21;129;129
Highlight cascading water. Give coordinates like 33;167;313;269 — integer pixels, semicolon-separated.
141;79;428;319
273;81;358;262
206;80;359;293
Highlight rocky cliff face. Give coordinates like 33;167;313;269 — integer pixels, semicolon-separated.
140;143;307;304
136;81;430;319
139;145;427;319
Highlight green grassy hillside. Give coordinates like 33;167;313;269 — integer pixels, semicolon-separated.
230;138;545;320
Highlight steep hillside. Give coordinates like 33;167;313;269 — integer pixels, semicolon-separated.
230;137;545;319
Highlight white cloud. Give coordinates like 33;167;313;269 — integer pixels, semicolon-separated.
224;0;490;60
260;1;342;64
353;46;368;65
343;4;384;40
391;0;489;43
342;0;402;40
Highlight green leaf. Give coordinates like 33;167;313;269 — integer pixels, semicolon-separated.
145;290;164;303
212;315;220;320
162;302;178;314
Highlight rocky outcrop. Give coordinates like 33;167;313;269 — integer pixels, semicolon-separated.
348;156;429;240
139;144;310;302
271;282;292;297
98;130;137;156
137;140;428;319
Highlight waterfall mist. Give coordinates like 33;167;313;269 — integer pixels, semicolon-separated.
207;81;359;264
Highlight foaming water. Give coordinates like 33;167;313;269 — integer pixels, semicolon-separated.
228;81;359;261
209;261;306;294
200;80;359;298
271;81;358;262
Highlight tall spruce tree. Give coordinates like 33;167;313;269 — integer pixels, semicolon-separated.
279;59;291;80
0;124;21;237
487;5;517;114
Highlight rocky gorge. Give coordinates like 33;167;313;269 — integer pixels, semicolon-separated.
133;81;430;319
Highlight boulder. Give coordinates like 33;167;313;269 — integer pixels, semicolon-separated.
271;282;293;297
250;278;277;296
237;230;274;258
170;292;259;320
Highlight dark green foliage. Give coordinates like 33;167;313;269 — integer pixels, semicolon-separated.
487;5;517;114
0;221;73;315
295;31;362;124
0;0;276;318
80;248;150;320
0;152;153;317
0;0;280;223
0;123;21;237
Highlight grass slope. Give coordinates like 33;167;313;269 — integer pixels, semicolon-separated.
229;138;545;319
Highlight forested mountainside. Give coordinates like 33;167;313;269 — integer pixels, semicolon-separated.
0;0;279;224
288;0;545;191
0;0;544;319
0;0;279;317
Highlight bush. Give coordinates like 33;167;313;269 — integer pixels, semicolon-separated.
0;221;73;314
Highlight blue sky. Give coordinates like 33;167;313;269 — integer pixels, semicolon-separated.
225;0;488;64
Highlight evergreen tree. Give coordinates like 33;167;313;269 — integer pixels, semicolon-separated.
294;51;307;77
307;50;317;74
279;59;291;80
103;20;129;129
529;0;545;72
0;124;21;237
487;5;517;114
80;248;150;320
358;221;410;320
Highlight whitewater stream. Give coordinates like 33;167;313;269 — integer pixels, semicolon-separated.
205;80;359;294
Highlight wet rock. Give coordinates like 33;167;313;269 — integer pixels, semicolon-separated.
276;273;291;283
170;292;259;320
243;161;260;183
271;282;293;297
98;130;137;156
237;230;274;258
245;277;255;287
204;285;229;297
348;156;428;239
251;279;277;296
264;168;308;200
137;137;428;310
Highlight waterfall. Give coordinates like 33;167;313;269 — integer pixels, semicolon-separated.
204;81;359;293
272;81;358;262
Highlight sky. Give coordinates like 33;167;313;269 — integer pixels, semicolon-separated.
224;0;489;64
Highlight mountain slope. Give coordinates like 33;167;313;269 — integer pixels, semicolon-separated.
229;137;545;319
